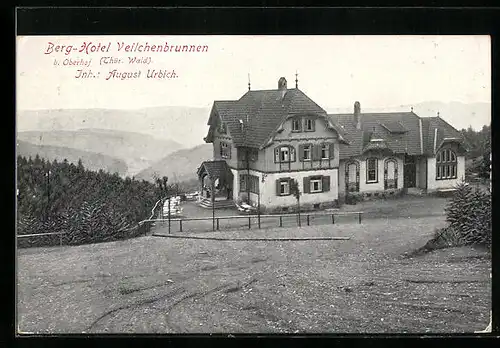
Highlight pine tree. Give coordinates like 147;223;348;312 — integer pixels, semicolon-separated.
445;180;491;246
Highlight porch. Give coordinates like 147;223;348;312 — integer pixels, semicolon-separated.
196;160;235;209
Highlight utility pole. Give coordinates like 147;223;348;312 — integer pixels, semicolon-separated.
211;180;215;231
45;169;51;222
257;183;261;228
163;176;170;235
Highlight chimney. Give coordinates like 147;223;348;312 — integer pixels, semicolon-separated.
278;77;287;100
354;101;361;130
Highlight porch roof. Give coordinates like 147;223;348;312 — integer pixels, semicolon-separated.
197;160;233;182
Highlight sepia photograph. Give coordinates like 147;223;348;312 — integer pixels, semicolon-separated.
16;34;491;334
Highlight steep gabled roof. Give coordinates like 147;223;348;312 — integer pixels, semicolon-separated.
329;112;467;159
424;116;469;155
197;160;233;182
205;88;335;148
329;112;423;159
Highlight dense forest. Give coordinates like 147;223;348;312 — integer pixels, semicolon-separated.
17;155;163;247
460;124;491;180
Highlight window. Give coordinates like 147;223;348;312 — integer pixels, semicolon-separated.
304;175;330;194
366;158;378;183
305;118;315;132
240;174;259;193
321;144;329;159
240;148;258;162
249;148;258;161
219;123;227;134
281;147;289;162
302;144;312;161
274;146;296;163
345;161;360;192
436;148;457;180
292;118;302;132
220;142;231;159
384;158;398;189
276;178;290;196
310;178;322;193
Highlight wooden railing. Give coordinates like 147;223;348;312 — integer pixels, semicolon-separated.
16;231;66;246
16;211;363;245
145;211;364;233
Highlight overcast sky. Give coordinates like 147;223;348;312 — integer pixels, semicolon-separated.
17;35;490;111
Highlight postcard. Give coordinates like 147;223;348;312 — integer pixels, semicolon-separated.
16;34;492;334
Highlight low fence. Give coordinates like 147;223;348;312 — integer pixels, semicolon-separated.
16;211;363;246
16;231;66;247
148;211;364;235
16;220;153;248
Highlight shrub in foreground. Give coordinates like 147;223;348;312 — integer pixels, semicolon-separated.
444;180;491;246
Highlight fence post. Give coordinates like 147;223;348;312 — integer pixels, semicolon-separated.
307;215;310;226
59;233;62;247
358;212;362;224
332;214;335;224
217;218;220;230
180;220;183;232
279;216;283;227
248;216;251;229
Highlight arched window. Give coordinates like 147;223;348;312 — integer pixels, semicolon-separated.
436;148;457;180
384;158;398;189
345;160;360;192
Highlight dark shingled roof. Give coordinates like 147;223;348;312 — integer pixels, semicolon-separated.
205;88;347;148
203;84;465;157
197;160;233;183
380;121;408;133
328;112;467;160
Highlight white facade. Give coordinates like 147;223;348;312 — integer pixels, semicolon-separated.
338;156;404;195
233;168;339;210
426;155;466;191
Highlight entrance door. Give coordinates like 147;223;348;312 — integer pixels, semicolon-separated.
403;155;416;188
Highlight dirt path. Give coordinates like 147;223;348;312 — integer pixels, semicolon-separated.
17;216;491;334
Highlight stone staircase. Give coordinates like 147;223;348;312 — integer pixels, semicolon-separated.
198;197;236;209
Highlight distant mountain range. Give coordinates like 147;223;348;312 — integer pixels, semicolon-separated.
16;129;183;176
135;144;213;183
16;101;490;183
16;106;210;149
16;140;128;175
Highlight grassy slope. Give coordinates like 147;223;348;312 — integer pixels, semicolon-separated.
17;215;490;334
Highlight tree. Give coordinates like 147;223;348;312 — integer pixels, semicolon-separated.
290;179;301;227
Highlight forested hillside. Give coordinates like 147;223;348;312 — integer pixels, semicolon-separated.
17;140;128;176
460;124;491;180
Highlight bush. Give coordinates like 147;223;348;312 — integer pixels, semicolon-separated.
432;226;465;249
345;192;362;205
444;180;491;246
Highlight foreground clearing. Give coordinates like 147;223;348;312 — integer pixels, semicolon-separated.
17;216;491;334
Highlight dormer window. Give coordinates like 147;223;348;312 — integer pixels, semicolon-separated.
305;118;315;132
